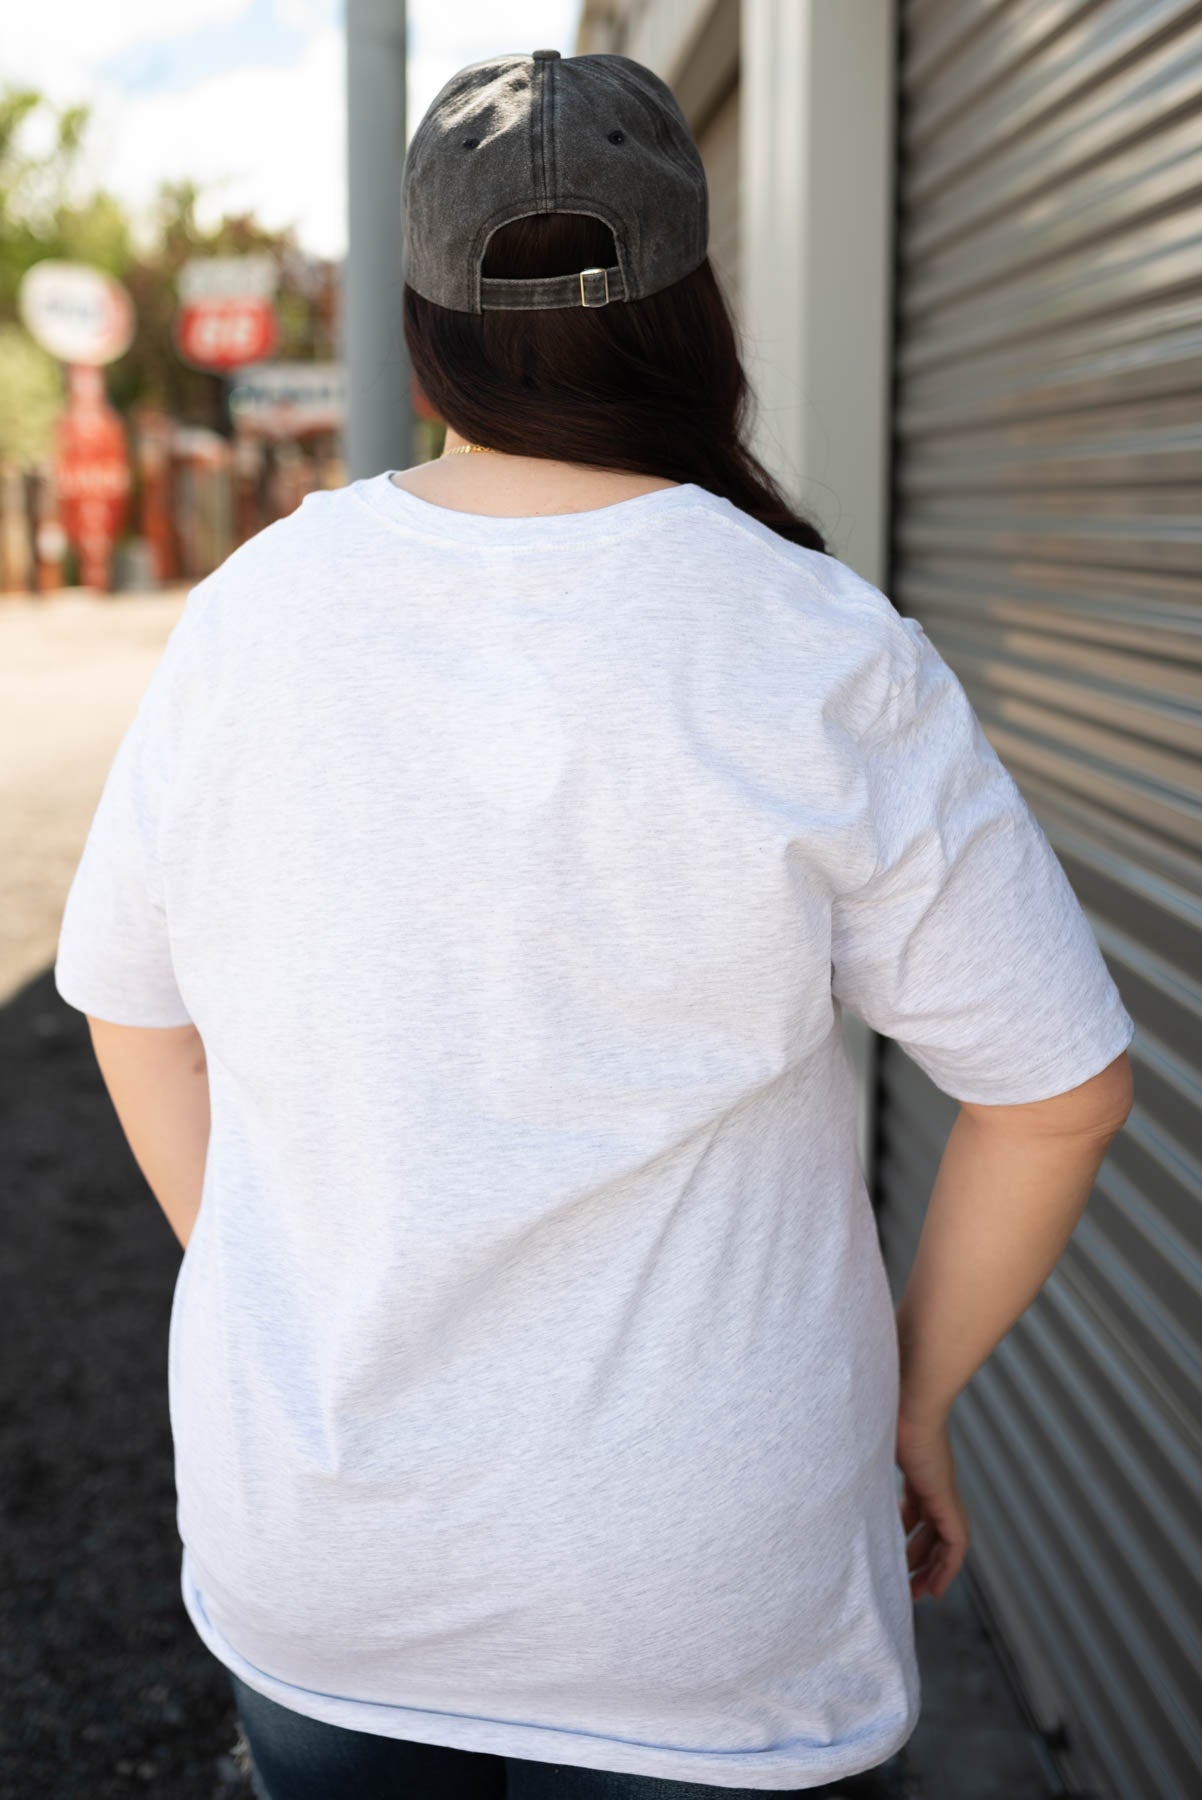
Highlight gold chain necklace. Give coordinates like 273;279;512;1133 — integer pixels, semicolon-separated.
441;442;498;456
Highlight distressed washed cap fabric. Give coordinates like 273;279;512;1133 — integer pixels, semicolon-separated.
401;48;709;313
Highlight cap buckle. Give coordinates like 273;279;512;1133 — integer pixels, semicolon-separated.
579;266;610;307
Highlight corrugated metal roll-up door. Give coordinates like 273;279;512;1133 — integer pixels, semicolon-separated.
884;4;1202;1798
696;80;741;317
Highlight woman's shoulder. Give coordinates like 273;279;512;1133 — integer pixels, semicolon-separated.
691;489;926;706
179;486;358;618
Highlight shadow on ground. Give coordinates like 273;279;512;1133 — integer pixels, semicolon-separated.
1;972;254;1799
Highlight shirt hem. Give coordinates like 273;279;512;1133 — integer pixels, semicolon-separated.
919;1005;1135;1108
181;1550;921;1792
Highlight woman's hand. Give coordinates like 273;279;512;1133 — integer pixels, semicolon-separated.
895;1410;970;1602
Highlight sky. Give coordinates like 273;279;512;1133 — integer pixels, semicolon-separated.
5;0;585;258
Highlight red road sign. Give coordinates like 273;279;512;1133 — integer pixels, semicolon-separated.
175;297;278;372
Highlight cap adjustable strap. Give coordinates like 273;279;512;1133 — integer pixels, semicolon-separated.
478;264;625;311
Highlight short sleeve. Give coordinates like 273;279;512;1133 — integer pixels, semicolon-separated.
830;620;1135;1106
54;590;207;1029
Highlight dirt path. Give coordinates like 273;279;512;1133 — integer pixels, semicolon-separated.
1;590;190;1009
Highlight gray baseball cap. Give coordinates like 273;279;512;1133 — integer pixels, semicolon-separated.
402;48;709;314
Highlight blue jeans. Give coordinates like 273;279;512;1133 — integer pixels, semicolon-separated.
227;1670;875;1798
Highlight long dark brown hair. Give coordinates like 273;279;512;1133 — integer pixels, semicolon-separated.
402;210;827;554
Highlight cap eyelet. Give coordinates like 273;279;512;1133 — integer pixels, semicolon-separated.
608;129;626;144
462;136;480;150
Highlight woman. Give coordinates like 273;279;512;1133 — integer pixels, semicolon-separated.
55;46;1134;1800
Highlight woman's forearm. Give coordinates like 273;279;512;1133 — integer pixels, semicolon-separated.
895;1098;1128;1427
86;1018;211;1252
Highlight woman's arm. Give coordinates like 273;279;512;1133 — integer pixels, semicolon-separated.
85;1017;211;1252
893;1050;1134;1600
897;1050;1134;1425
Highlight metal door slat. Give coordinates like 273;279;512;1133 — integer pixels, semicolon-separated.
886;5;1202;1792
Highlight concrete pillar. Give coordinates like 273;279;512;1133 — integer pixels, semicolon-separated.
741;0;895;588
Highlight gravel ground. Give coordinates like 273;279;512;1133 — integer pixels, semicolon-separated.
0;968;257;1798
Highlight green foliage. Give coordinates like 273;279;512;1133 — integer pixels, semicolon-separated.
0;89;132;315
0;85;339;441
0;321;61;460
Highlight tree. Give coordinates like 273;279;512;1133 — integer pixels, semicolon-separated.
0;86;340;437
0;321;60;461
0;88;131;317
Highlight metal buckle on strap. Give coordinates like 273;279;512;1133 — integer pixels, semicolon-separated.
579;266;610;307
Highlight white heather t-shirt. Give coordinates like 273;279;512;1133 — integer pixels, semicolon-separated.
55;473;1135;1791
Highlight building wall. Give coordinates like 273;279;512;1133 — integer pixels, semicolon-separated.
741;0;895;584
578;0;724;80
696;78;740;316
883;5;1202;1795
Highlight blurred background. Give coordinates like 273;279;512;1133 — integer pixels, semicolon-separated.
0;0;486;598
2;4;1199;1798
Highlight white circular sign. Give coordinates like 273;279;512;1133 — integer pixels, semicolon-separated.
18;260;135;366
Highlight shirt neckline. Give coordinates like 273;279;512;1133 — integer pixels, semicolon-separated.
354;469;714;548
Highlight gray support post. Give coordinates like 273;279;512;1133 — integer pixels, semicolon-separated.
343;0;412;480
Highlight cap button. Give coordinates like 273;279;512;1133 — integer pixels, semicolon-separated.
531;48;561;60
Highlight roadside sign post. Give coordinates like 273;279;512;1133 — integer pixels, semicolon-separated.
55;365;132;591
344;0;412;479
17;261;136;592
